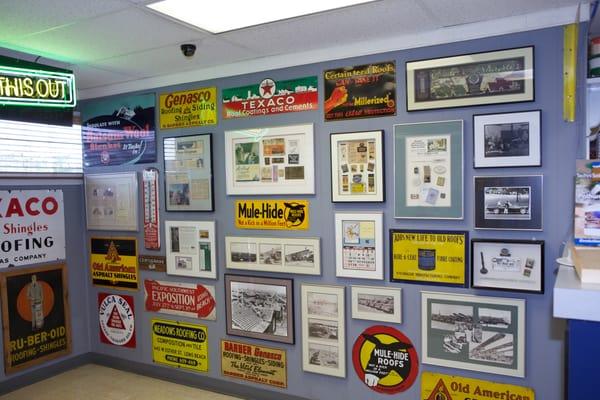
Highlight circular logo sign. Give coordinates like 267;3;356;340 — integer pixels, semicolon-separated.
98;294;135;348
352;325;418;394
259;78;276;99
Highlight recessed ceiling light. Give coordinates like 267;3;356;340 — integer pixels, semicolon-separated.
147;0;376;34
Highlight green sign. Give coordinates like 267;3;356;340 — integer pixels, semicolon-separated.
0;65;76;108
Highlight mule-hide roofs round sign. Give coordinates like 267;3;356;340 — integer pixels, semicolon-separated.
352;325;418;394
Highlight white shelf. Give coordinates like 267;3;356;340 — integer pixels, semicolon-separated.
554;266;600;322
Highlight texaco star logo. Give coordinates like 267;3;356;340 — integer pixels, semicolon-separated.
259;78;276;99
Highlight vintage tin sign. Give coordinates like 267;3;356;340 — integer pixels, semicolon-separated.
144;280;216;320
159;87;217;129
221;339;287;388
235;199;309;230
90;237;138;290
421;372;535;400
151;319;208;372
98;293;136;348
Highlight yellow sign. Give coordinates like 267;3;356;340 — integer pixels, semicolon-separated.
390;230;467;285
421;372;534;400
151;319;208;372
159;87;217;129
221;340;287;388
90;237;138;290
235;200;309;230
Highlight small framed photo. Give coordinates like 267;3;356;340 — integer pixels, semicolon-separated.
330;130;384;202
165;220;216;279
351;285;401;323
473;110;541;168
84;172;138;231
225;275;294;344
471;239;544;293
474;175;543;230
335;212;383;280
301;284;345;378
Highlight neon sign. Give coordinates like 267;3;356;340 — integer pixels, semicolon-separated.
0;65;76;108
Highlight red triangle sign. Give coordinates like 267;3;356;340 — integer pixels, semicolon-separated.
426;379;453;400
107;305;125;330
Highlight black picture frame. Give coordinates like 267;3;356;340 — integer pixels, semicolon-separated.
471;239;545;294
225;274;294;344
474;175;543;230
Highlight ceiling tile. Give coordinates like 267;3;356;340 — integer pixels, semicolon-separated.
72;64;137;90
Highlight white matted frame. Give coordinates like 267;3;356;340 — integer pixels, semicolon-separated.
225;236;320;275
165;220;216;279
301;284;345;378
335;212;383;280
225;123;315;195
351;285;401;323
85;172;138;231
330;130;384;202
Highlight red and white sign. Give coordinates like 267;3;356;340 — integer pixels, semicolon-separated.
144;280;216;320
0;189;65;268
98;293;136;348
142;168;160;250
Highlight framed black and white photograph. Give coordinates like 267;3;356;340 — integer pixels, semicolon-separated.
330;130;384;202
301;284;345;377
474;176;543;230
471;239;544;293
351;285;401;323
335;212;383;280
473;110;541;168
165;220;216;279
225;275;294;344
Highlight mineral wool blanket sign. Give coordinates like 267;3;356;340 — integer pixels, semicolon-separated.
421;372;535;400
235;200;309;230
222;76;318;119
151;319;208;372
159;87;217;129
0;190;65;268
221;339;287;389
90;237;138;290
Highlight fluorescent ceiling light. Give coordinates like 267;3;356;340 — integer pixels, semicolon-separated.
147;0;376;33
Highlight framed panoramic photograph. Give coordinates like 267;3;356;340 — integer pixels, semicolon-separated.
163;133;214;211
301;284;345;378
389;230;468;287
335;212;383;280
330;130;384;202
406;46;534;111
225;236;321;275
394;120;463;219
84;171;138;231
165;220;216;279
471;239;544;293
225;275;294;344
351;285;401;323
421;291;525;377
473;110;541;168
474;175;543;230
224;124;315;195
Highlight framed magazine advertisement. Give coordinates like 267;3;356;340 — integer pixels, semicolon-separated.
163;133;214;211
335;212;383;280
330;130;384;202
165;220;216;279
224;124;314;195
84;172;139;231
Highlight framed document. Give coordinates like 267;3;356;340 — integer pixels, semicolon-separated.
164;133;214;211
335;212;383;280
394;120;463;219
330;130;384;202
351;285;401;323
165;220;216;279
224;124;315;195
84;172;138;231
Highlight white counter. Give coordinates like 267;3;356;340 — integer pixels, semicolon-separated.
553;265;600;322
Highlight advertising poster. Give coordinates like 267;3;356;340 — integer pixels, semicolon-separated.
352;325;418;394
235;200;309;230
421;372;535;400
341;220;376;272
151;319;208;372
221;339;287;388
90;237;138;290
81;93;156;167
0;263;71;374
324;61;396;120
144;280;216;320
0;189;65;268
222;76;318;119
138;254;166;272
575;159;600;246
98;293;135;348
390;230;468;286
159;87;217;129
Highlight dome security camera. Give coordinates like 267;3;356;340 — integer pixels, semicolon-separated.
180;44;196;57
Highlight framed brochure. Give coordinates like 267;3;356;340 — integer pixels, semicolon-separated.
335;212;383;280
163;133;214;211
84;172;139;231
330;130;384;202
224;124;315;195
165;220;216;279
394;120;463;219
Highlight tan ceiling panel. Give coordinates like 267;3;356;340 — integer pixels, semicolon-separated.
72;64;138;90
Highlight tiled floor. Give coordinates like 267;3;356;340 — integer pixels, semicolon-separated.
1;364;242;400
